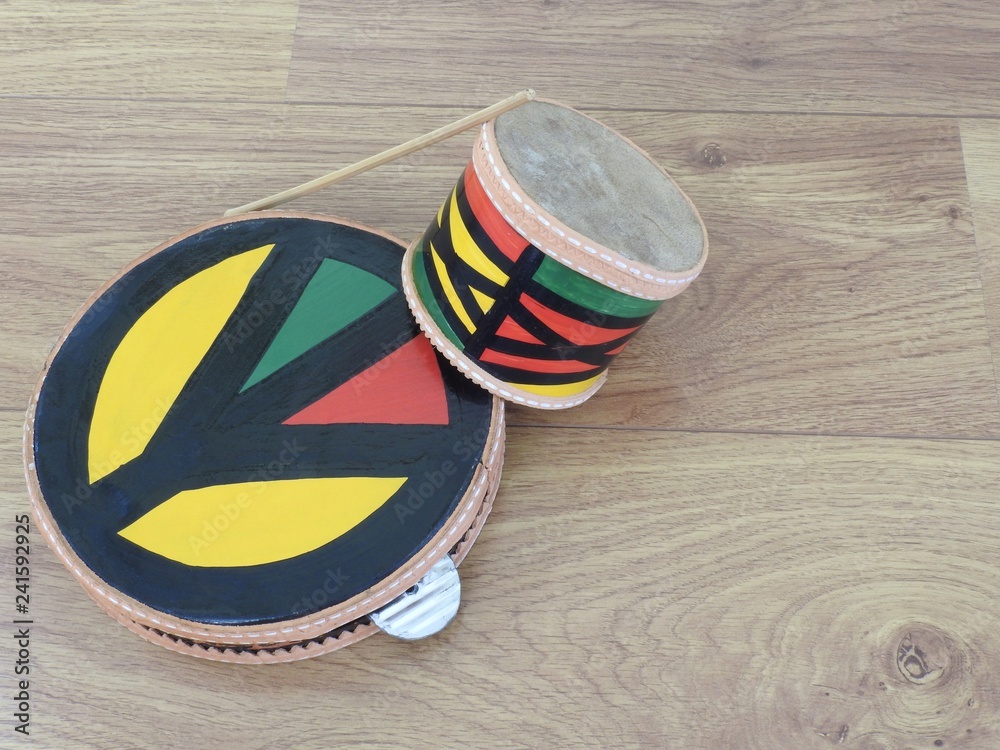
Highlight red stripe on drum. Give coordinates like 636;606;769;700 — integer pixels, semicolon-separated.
479;347;599;375
464;165;529;263
519;293;640;347
494;316;545;345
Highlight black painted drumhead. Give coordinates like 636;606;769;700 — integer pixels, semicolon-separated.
30;215;497;627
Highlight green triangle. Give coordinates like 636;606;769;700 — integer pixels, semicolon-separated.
241;259;396;391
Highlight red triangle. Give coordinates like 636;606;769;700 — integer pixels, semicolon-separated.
284;336;449;425
495;315;545;345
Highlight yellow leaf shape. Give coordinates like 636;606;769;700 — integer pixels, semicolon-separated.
118;477;407;567
88;245;274;483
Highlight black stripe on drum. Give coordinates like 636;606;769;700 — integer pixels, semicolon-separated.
463;246;546;359
435;249;490;331
454;175;517;275
506;303;636;360
486;332;615;369
433;196;505;299
426;225;500;332
420;242;476;346
506;303;573;349
475;358;607;387
441;244;505;304
520;278;656;330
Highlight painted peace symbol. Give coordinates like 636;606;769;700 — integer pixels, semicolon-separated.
29;215;496;626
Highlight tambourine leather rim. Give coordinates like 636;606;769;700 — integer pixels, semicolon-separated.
23;211;506;650
401;238;609;409
475;97;709;302
87;442;505;664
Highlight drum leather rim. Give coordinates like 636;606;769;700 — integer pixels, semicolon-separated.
88;439;504;664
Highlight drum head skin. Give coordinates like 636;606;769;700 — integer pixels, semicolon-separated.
494;99;706;274
25;213;503;660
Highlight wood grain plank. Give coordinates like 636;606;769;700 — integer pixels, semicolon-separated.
520;112;997;436
286;0;1000;116
3;4;998;749
2;101;994;438
0;100;486;413
5;419;999;749
0;0;299;100
961;120;1000;420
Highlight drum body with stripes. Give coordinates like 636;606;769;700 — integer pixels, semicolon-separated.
24;213;504;662
403;99;708;409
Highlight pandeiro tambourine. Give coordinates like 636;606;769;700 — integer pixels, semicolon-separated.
25;213;504;662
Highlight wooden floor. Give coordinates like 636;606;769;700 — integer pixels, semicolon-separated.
2;2;1000;748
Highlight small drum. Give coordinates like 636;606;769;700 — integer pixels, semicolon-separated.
24;213;504;662
403;99;708;409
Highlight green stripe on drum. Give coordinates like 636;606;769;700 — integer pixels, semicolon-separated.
532;256;663;318
411;240;464;348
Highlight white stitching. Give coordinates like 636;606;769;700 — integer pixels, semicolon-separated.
471;165;660;301
475;129;701;293
29;367;504;643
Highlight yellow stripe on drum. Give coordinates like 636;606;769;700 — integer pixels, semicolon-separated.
436;188;447;227
469;286;495;314
508;372;605;398
88;244;273;483
118;476;407;567
449;190;509;286
430;241;476;334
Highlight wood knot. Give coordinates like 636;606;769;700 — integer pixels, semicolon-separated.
896;627;952;685
701;143;727;168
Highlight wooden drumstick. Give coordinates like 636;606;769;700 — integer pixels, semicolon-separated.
223;89;536;217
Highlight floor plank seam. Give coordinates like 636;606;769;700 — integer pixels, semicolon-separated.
958;123;1000;426
280;0;304;104
504;421;1000;442
3;406;997;443
3;93;1000;121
